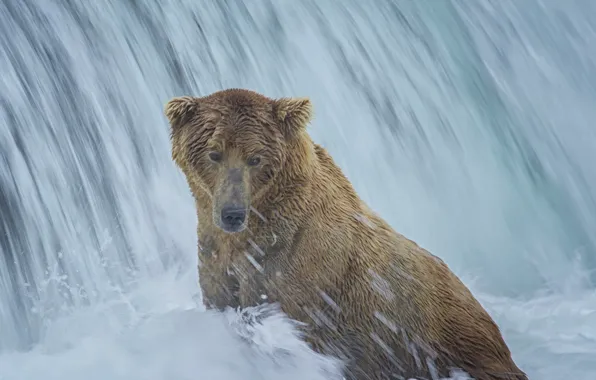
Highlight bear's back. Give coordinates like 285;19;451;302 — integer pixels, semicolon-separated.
288;143;528;379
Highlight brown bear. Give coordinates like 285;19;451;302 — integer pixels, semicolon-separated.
165;88;528;380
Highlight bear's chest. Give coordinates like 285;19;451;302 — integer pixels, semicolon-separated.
197;230;288;308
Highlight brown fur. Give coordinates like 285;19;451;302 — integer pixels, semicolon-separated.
165;89;528;380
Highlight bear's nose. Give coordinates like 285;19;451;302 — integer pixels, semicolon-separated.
221;206;247;227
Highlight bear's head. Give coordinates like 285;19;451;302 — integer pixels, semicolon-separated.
165;89;313;234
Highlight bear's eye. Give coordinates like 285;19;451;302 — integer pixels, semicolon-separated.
247;156;261;166
208;151;223;163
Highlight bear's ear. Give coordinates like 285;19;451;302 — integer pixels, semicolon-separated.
164;96;200;132
272;97;313;139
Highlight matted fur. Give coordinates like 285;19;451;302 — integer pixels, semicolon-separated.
165;89;528;380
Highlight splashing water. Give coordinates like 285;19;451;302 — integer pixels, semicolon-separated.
1;1;595;379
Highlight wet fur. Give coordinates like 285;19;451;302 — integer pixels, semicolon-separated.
165;89;528;380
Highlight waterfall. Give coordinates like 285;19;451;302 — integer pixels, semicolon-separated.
1;1;595;379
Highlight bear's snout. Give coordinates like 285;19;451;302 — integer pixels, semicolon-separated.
220;206;247;232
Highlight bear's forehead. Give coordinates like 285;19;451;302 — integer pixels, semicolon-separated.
202;92;273;127
205;113;277;152
212;122;275;148
197;89;280;149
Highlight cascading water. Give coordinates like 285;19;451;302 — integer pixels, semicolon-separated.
1;1;595;379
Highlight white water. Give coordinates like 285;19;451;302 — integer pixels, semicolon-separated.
1;1;595;379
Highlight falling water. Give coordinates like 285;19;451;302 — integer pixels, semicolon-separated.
1;1;595;379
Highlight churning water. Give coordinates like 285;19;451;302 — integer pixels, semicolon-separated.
1;0;595;379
